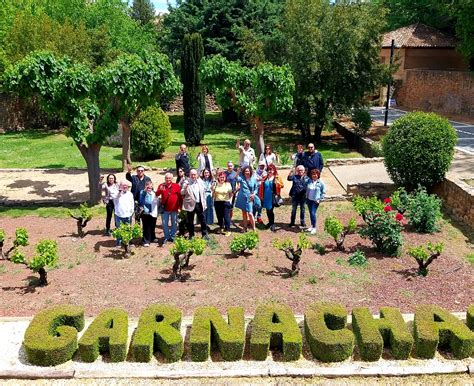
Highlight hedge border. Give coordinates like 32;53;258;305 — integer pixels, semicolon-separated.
78;308;128;363
467;304;474;331
414;305;474;359
250;303;302;361
352;307;413;361
304;302;354;362
23;305;85;366
130;304;183;363
190;306;245;362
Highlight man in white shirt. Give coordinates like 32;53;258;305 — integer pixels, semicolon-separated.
236;139;256;168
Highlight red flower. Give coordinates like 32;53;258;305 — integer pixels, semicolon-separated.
384;198;391;204
384;205;392;212
395;213;403;221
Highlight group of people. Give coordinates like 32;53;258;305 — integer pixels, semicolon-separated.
100;140;326;246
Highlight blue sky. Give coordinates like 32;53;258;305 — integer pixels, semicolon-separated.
151;0;176;13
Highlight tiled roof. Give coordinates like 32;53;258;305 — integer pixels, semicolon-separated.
382;23;458;48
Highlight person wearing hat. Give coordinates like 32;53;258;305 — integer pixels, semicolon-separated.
254;160;267;224
113;180;135;246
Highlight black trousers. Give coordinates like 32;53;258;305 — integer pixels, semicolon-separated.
105;201;114;230
266;207;275;226
141;214;157;243
186;202;207;238
215;201;231;231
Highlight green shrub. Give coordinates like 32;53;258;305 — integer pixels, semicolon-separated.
112;223;141;258
352;195;384;223
407;242;444;277
324;216;356;251
131;304;183;362
352;307;414;361
359;210;403;256
304;302;354;362
272;233;311;275
14;227;29;247
190;306;245;361
23;305;85;366
382;112;457;189
250;303;302;361
414;305;474;359
313;243;326;255
351;108;372;136
467;304;474;331
348;249;367;267
131;105;172;159
0;228;5;243
78;308;128;363
170;236;206;256
68;203;92;238
370;141;383;157
230;231;259;255
405;186;442;233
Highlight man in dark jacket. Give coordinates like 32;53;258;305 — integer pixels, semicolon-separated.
287;165;307;227
175;144;190;182
126;164;152;202
295;143;324;175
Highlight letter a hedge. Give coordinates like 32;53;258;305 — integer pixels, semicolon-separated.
352;307;414;361
414;305;474;359
78;308;128;362
23;305;85;366
304;302;354;362
190;306;245;361
250;303;302;361
131;304;183;362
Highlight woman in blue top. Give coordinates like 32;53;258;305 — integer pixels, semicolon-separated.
139;181;158;246
305;169;326;235
235;165;258;232
202;168;215;227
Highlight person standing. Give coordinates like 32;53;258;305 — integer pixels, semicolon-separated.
126;164;151;203
156;172;181;244
295;143;324;175
258;164;284;232
201;169;215;228
100;173;118;236
181;169;208;239
213;171;233;236
258;144;278;169
254;161;267;224
139;181;158;247
197;145;214;176
235;165;258;232
287;165;308;228
113;180;135;246
236;139;256;168
224;161;238;222
305;169;326;235
175;144;190;182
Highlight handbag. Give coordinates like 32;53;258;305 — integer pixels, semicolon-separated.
135;205;144;221
158;185;172;215
273;194;283;208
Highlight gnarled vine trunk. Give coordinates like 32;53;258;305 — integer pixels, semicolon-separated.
38;268;48;286
0;241;4;260
77;143;102;205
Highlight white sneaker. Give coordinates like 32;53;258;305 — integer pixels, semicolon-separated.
310;229;317;235
143;243;150;247
306;227;314;232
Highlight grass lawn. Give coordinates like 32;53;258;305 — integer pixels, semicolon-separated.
0;112;362;170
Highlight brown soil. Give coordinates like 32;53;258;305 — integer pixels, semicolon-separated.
0;202;472;317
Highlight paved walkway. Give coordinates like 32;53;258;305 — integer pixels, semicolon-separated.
369;107;474;155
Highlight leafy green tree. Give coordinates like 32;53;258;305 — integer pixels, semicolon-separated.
282;0;389;141
201;55;294;154
3;50;179;203
182;33;205;146
131;0;156;26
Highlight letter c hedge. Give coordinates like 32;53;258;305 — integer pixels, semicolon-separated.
23;305;85;366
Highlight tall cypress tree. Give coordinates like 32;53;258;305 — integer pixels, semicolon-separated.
182;33;205;146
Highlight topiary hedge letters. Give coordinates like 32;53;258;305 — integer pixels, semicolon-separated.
23;303;474;366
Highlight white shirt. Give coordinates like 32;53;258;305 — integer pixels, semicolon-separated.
113;191;134;218
259;153;277;167
239;146;256;167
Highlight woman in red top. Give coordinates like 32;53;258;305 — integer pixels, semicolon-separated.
156;172;182;244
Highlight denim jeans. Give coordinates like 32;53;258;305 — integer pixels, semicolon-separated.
290;196;306;225
162;211;178;241
306;199;320;228
115;215;131;245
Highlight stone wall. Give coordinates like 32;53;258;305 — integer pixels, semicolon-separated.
433;176;474;229
396;70;474;118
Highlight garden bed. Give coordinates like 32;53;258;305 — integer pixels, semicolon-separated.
0;202;472;317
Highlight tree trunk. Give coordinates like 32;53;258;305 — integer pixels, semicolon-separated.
124;244;132;258
77;143;102;205
250;116;265;157
38;268;48;286
0;241;4;260
120;118;131;171
77;220;84;238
